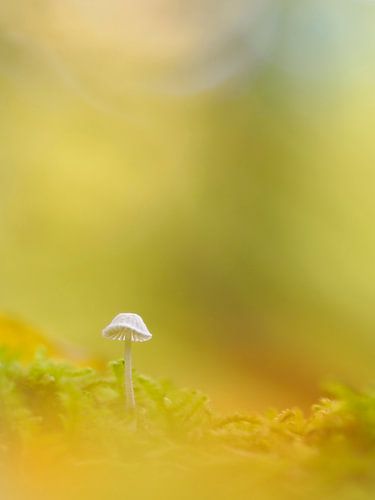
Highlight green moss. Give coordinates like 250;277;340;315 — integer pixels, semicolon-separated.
2;347;375;498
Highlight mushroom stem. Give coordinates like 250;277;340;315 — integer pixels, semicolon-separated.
124;340;135;412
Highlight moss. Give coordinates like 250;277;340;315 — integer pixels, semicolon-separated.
1;347;375;499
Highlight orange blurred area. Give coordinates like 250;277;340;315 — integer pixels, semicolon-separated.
0;314;59;360
0;314;103;368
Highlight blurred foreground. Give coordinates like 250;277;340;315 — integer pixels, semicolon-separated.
1;334;375;500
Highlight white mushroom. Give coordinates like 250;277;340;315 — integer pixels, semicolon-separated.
102;313;152;411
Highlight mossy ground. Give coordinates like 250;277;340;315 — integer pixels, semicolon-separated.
1;346;375;500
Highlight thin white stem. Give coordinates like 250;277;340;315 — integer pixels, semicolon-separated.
124;340;135;412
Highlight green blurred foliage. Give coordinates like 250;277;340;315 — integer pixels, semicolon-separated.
2;348;375;499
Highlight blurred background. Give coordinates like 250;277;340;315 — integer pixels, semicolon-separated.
1;0;375;412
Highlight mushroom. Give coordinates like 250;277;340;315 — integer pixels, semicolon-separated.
102;313;152;411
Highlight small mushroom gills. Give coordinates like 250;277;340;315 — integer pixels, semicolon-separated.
102;313;152;411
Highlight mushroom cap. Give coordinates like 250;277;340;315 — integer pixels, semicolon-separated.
102;313;152;342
